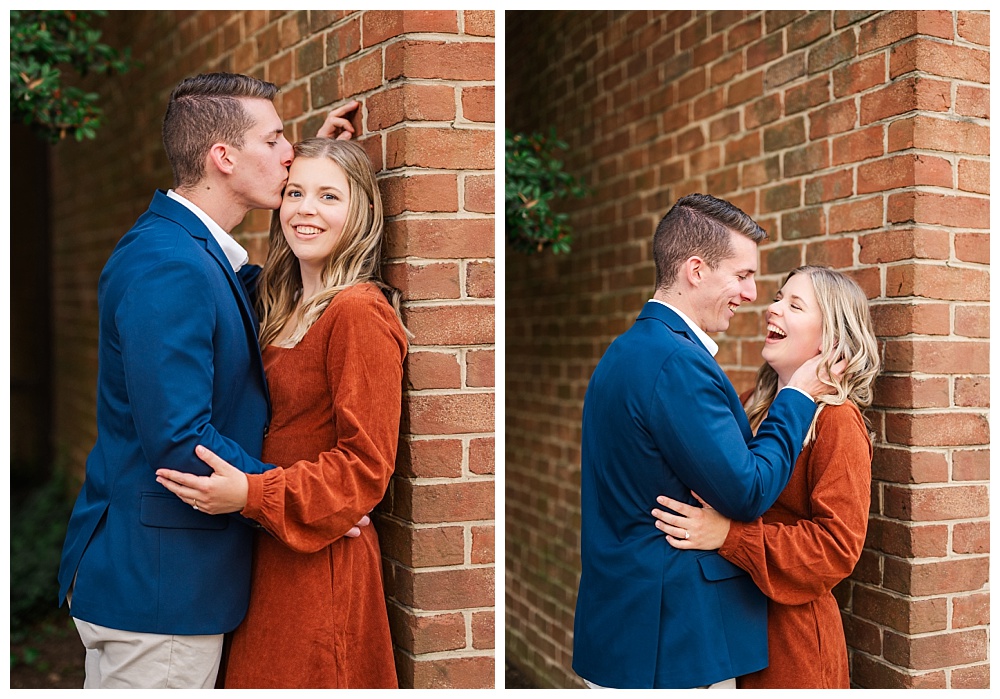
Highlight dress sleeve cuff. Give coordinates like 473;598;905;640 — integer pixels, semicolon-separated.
241;472;266;520
718;517;762;560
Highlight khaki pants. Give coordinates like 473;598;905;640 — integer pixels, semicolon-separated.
72;617;223;689
68;587;223;689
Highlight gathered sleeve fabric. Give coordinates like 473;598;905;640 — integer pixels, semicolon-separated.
241;284;407;553
717;401;872;605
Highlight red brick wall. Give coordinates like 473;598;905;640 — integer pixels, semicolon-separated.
506;10;988;688
50;10;494;689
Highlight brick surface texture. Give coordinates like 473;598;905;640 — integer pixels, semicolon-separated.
506;10;988;689
49;10;494;689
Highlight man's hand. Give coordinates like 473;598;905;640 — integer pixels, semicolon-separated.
316;99;360;140
345;514;371;538
786;352;847;399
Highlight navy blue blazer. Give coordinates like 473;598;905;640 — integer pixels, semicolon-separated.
572;301;816;688
58;190;273;635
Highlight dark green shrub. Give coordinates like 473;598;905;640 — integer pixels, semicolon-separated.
10;10;135;143
10;469;74;643
505;128;588;254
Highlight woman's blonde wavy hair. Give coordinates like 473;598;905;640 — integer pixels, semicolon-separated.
256;138;407;347
744;265;881;445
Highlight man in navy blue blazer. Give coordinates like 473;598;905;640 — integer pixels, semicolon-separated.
55;74;357;688
572;194;835;688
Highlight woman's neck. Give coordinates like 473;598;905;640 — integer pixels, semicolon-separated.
299;263;323;300
270;266;323;348
775;366;790;393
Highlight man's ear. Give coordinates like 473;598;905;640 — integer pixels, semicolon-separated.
683;256;705;287
207;142;236;175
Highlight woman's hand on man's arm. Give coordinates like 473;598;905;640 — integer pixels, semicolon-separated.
651;491;732;550
156;445;370;537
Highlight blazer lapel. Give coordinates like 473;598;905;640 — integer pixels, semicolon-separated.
149;190;271;418
637;301;712;355
212;251;271;424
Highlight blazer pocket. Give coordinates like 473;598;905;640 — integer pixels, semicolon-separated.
139;491;228;530
696;553;747;581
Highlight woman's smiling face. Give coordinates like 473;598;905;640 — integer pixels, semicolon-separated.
279;156;351;269
761;272;824;385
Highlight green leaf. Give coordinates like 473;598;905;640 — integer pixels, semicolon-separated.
506;129;589;255
21;647;41;666
9;10;137;144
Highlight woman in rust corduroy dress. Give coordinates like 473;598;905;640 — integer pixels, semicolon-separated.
156;139;406;688
224;282;405;688
720;400;871;688
653;266;880;688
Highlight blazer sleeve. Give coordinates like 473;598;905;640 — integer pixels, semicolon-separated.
717;404;872;605
242;289;407;553
648;343;817;521
117;258;272;477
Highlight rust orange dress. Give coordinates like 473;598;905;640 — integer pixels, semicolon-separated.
718;399;872;688
223;283;407;688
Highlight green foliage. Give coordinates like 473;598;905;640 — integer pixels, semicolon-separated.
12;646;41;669
10;10;135;144
10;468;74;643
506;128;588;254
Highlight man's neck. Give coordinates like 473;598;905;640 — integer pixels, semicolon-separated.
174;184;247;234
652;288;703;332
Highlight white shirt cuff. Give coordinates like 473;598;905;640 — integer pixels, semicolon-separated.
780;385;815;403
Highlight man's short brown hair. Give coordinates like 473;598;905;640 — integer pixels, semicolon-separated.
162;72;279;188
652;193;767;291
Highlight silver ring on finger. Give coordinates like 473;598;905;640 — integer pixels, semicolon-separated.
193;500;199;511
684;530;689;540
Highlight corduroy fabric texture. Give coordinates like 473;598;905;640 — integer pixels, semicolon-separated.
225;283;406;689
721;399;872;689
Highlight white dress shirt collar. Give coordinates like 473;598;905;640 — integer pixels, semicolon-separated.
166;189;249;272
